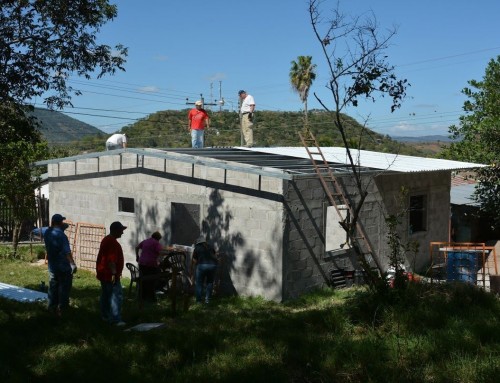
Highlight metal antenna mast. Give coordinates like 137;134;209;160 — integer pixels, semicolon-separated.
186;94;217;109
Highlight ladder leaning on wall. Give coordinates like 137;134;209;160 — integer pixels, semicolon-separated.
298;128;382;280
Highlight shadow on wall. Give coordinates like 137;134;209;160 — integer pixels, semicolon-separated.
202;189;283;299
126;188;283;298
201;189;240;296
128;202;172;251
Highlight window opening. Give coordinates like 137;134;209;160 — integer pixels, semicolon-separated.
118;197;135;213
409;195;427;233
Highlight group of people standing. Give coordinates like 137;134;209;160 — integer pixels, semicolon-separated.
44;215;127;325
187;89;256;149
44;213;218;326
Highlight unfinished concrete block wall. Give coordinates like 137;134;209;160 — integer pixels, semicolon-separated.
282;173;387;299
335;174;386;271
282;177;330;300
48;152;286;301
280;169;451;295
374;170;451;272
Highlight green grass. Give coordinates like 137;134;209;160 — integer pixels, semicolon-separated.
1;258;500;383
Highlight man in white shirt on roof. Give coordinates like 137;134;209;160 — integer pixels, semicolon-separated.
106;133;127;150
238;90;255;147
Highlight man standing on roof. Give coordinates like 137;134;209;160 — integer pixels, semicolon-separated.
238;90;255;147
188;100;210;148
44;213;77;317
106;133;127;150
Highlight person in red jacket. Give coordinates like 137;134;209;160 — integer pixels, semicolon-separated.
188;100;210;148
96;221;127;326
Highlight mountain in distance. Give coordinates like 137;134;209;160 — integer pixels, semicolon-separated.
121;109;429;156
391;135;456;143
30;107;438;158
31;108;105;145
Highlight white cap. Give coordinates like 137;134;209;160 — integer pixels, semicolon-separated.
195;100;203;106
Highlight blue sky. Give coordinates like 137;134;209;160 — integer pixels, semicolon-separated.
50;0;500;137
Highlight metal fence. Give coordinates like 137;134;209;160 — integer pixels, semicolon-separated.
0;196;49;242
71;222;106;272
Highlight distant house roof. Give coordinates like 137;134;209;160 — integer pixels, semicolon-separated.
450;183;479;206
239;147;486;173
451;173;477;187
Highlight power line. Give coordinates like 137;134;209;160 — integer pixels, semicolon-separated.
397;47;500;68
50;46;497;132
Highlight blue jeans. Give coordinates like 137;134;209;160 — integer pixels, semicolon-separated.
191;129;204;148
195;264;217;303
48;270;73;312
100;280;123;323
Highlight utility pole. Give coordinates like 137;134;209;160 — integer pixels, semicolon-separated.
209;82;213;108
219;81;222;112
215;81;233;112
185;94;217;109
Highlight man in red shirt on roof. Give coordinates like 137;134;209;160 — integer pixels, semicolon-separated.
188;100;210;148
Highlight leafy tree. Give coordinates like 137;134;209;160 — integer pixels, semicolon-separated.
0;0;127;108
307;0;409;287
289;55;317;125
443;56;500;229
0;0;126;252
0;103;48;255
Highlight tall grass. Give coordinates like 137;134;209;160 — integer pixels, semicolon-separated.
0;258;499;382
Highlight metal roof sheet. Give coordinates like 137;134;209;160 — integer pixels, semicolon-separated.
35;146;485;179
450;183;479;206
238;147;486;173
0;282;47;303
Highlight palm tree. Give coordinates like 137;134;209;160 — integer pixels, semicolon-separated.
289;55;317;126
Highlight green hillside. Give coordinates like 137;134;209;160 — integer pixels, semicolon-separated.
121;109;424;156
32;107;426;156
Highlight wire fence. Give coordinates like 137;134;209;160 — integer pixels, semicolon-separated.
0;196;49;242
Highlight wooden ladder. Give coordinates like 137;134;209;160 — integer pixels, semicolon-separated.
298;129;382;275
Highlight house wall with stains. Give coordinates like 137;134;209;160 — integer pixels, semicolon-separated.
48;152;287;301
282;170;451;299
48;152;452;301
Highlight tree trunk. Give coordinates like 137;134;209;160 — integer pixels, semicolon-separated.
304;100;309;126
11;220;22;258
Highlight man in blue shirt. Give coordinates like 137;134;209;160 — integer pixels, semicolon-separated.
44;213;77;316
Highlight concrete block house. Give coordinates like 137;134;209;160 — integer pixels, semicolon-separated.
36;147;483;301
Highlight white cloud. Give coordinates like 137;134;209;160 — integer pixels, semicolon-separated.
207;72;227;81
386;121;450;137
137;86;160;93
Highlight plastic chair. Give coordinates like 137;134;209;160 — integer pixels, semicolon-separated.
125;262;141;297
160;251;193;293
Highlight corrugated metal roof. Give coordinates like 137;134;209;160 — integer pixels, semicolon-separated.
35;146;485;178
238;147;486;173
450;183;479;206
